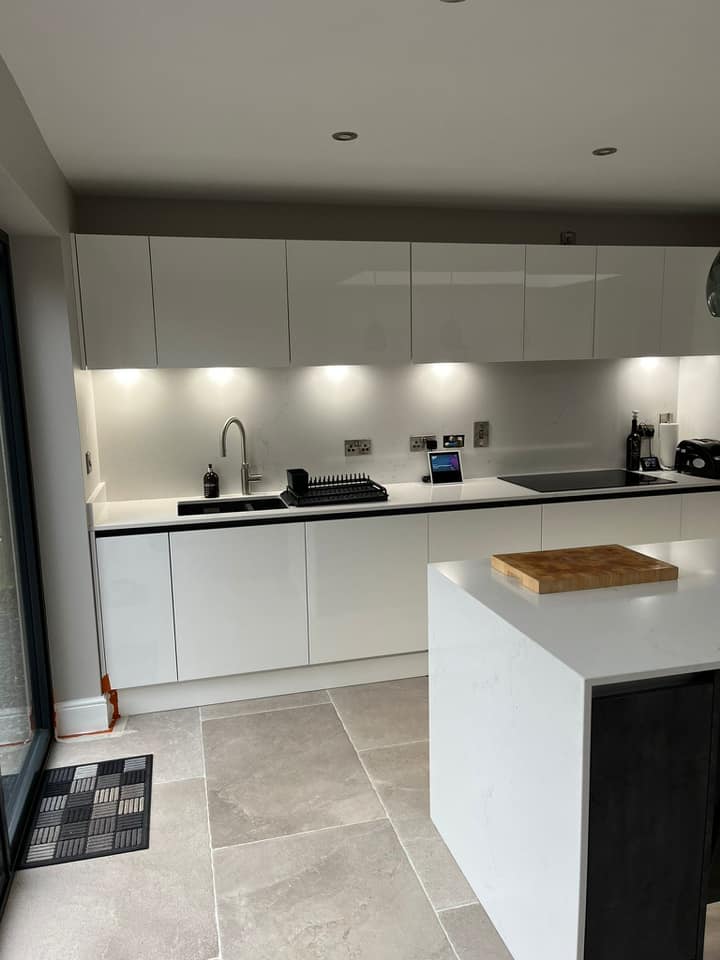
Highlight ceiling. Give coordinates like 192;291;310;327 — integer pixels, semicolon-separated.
1;0;718;210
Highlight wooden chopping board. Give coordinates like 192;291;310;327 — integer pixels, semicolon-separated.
491;544;678;595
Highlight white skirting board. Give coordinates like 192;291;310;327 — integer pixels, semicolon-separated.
117;651;428;716
55;695;113;737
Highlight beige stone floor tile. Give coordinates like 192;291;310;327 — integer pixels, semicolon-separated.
200;689;329;721
50;708;203;784
0;778;217;960
214;818;455;960
330;677;428;750
439;902;513;960
203;703;383;847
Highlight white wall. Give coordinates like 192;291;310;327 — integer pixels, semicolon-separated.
677;356;720;440
91;357;679;501
11;237;102;704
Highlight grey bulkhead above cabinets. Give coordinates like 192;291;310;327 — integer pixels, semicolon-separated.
73;235;720;370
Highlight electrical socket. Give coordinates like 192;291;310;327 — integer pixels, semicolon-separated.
409;435;437;453
473;421;490;448
345;438;372;457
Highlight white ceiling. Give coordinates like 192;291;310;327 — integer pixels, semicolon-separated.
1;0;718;210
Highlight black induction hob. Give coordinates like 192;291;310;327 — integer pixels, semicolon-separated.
499;469;676;494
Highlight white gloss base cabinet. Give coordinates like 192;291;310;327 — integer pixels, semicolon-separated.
541;494;683;550
681;492;720;540
286;240;411;365
523;245;596;361
170;524;308;681
95;533;177;689
429;505;541;562
306;514;428;664
411;243;525;362
150;237;290;368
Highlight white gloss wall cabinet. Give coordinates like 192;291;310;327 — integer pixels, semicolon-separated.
150;237;290;367
411;243;525;363
286;240;411;365
428;505;542;562
681;492;720;540
75;234;157;369
594;246;665;358
661;247;720;357
541;495;683;550
306;514;428;663
523;245;596;361
170;524;308;681
95;534;177;688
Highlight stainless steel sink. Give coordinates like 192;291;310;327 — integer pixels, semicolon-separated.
177;495;288;516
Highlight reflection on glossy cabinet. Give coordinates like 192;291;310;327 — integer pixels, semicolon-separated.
661;247;720;357
594;247;665;359
306;514;428;663
151;237;290;367
541;495;682;550
681;492;720;540
96;533;177;688
287;240;411;365
412;243;525;362
170;524;308;681
429;505;542;562
76;234;157;369
523;245;596;361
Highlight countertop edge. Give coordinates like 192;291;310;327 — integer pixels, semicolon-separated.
91;475;720;536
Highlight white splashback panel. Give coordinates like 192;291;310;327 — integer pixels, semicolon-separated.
91;358;679;501
678;356;720;440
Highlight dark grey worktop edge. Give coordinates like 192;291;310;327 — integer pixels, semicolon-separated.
93;482;720;538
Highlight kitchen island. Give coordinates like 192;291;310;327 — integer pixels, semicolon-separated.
429;538;720;960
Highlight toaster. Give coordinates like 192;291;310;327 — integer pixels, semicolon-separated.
674;439;720;479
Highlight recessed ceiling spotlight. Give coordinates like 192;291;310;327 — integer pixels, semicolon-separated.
440;0;467;3
592;146;618;156
332;131;358;142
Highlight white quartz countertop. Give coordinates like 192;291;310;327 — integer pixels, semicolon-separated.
90;470;720;532
432;537;720;685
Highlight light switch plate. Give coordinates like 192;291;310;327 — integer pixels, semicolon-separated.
473;421;490;448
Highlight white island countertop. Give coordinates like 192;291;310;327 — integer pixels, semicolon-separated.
432;537;720;685
90;469;720;532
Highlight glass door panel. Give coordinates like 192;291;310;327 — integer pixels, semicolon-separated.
0;235;52;889
0;410;34;823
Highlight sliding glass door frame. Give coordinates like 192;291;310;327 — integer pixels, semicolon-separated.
0;230;54;912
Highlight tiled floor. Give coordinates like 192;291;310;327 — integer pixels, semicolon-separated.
1;675;719;958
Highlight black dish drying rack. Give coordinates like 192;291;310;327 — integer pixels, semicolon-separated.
282;472;389;507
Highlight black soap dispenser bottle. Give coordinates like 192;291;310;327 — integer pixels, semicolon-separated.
203;464;219;499
626;411;641;471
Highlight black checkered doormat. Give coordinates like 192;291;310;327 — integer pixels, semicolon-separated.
19;755;153;868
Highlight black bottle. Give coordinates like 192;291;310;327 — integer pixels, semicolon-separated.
203;464;219;499
626;411;641;471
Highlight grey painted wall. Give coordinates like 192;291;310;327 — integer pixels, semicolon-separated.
0;56;71;236
10;236;102;704
74;194;720;245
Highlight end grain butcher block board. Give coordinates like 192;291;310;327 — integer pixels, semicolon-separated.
491;544;679;595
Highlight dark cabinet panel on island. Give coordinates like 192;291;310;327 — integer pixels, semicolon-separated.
585;673;719;960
